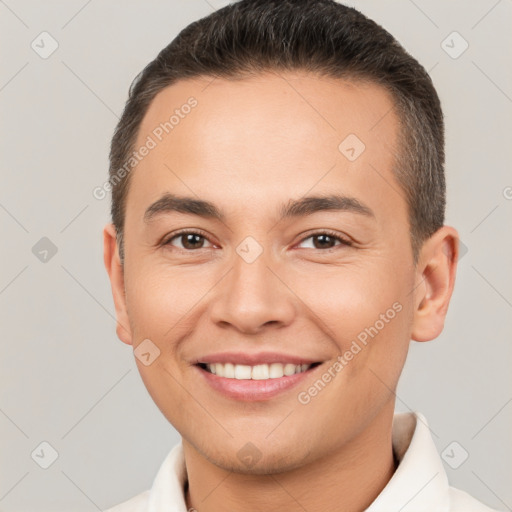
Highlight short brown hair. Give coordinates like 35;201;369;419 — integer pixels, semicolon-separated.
109;0;445;265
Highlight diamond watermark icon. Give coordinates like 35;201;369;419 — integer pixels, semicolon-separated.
32;237;58;263
31;31;59;59
457;240;468;261
444;239;468;261
134;338;161;366
338;134;366;162
236;236;263;264
31;441;59;469
237;442;262;468
441;31;469;60
441;441;469;469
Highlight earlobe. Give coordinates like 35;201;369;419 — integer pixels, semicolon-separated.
103;223;133;346
410;226;459;343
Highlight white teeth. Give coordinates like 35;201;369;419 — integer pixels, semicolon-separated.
234;364;252;379
224;363;235;378
284;363;297;376
204;362;314;380
269;363;284;378
252;364;269;380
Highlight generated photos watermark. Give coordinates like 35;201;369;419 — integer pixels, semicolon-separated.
92;96;198;201
297;301;403;405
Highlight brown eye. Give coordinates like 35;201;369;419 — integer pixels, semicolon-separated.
312;234;336;249
180;233;205;250
163;231;214;250
298;231;352;250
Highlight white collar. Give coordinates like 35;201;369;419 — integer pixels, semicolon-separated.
365;411;449;511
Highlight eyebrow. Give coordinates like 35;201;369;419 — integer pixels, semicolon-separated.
143;192;375;224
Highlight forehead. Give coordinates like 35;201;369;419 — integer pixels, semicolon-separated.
126;71;404;227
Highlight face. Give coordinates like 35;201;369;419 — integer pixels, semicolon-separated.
104;71;456;474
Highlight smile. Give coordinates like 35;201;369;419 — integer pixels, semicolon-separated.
198;362;321;380
194;360;324;401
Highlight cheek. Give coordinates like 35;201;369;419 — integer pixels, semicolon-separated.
294;261;412;386
125;264;205;341
125;266;198;421
294;264;398;343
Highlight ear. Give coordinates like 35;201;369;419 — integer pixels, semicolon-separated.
103;223;133;345
411;225;459;342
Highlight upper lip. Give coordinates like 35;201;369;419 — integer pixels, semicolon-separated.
195;351;323;366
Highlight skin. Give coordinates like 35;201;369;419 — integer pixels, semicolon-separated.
103;71;459;512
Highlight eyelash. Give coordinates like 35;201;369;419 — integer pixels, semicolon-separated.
162;229;353;252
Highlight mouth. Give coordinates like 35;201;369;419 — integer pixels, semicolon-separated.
194;361;324;401
196;361;322;380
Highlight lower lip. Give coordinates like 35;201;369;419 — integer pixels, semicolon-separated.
195;364;322;401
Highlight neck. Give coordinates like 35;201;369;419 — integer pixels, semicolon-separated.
183;405;398;512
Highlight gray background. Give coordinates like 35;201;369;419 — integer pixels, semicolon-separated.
1;1;511;511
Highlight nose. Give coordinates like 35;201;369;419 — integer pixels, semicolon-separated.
209;246;296;334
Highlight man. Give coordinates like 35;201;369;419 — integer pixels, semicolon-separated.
103;1;499;510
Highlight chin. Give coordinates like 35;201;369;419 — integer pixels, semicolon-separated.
204;442;315;475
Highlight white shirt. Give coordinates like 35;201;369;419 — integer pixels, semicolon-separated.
104;411;499;512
